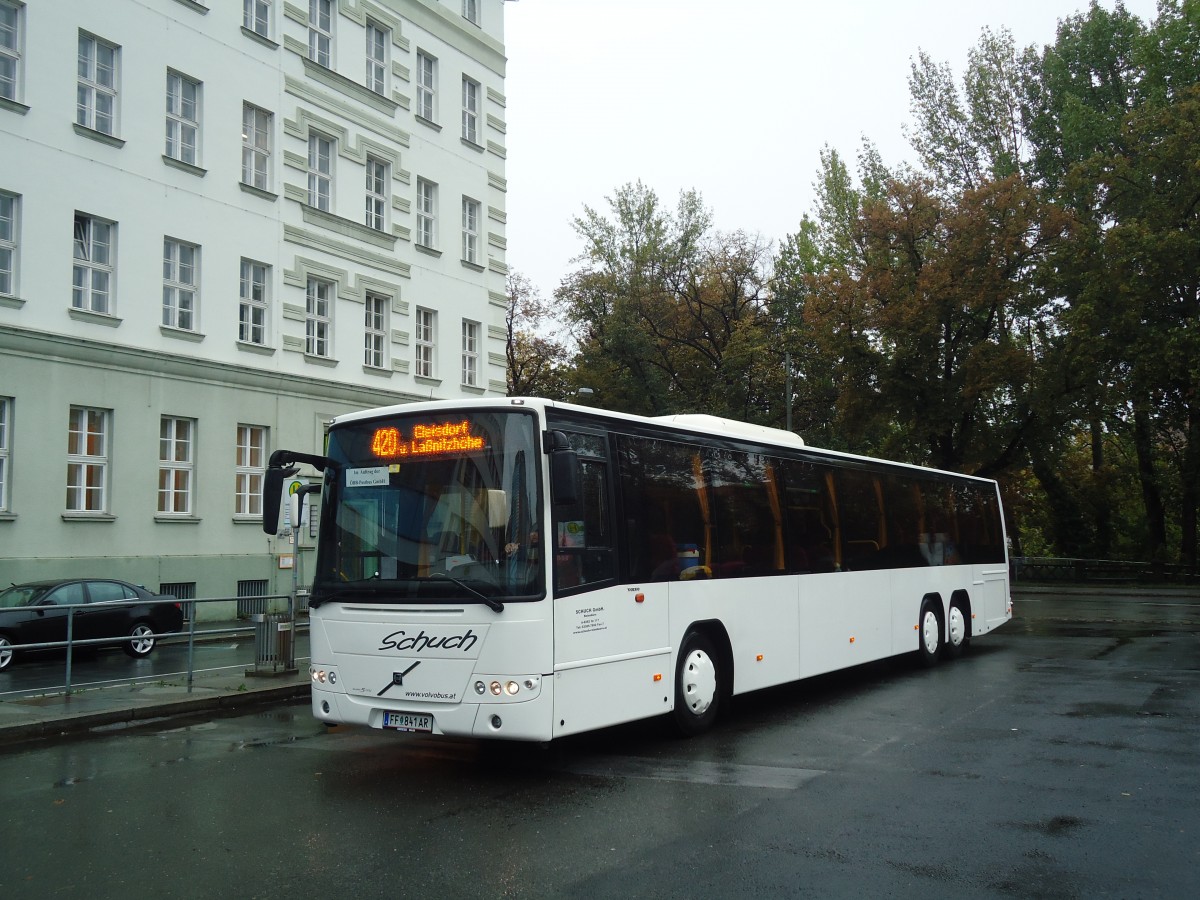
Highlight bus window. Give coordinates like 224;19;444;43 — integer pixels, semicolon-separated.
920;480;958;565
874;473;929;569
551;432;616;592
833;468;884;570
705;449;782;578
616;435;708;582
780;460;837;572
954;482;1006;563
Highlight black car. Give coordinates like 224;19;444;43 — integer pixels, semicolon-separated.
0;579;183;672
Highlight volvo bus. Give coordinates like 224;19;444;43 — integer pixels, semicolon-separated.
263;397;1011;741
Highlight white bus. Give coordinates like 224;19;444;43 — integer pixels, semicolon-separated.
263;397;1011;741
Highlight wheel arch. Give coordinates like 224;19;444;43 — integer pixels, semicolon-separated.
920;592;944;625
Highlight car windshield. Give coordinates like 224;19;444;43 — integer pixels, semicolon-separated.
313;410;544;604
0;585;50;608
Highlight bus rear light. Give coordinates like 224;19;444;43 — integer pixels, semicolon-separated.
635;593;645;603
756;654;765;661
490;681;502;695
653;673;662;682
505;681;520;696
849;637;856;644
474;681;486;695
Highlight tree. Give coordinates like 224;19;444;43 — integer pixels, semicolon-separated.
504;271;572;399
557;182;775;419
799;173;1072;477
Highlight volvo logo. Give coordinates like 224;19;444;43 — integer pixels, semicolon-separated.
377;661;421;696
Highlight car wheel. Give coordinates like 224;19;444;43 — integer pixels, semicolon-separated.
0;634;14;672
124;621;156;658
673;630;720;737
918;599;942;668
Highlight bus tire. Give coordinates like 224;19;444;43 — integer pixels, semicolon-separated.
918;598;942;668
945;594;970;660
673;631;720;736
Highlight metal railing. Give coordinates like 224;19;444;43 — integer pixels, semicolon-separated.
0;593;306;697
1012;557;1200;585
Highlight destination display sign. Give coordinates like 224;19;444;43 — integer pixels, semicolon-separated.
370;420;487;459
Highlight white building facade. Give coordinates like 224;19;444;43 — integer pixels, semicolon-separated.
0;0;510;612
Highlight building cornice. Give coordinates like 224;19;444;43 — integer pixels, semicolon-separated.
0;323;430;407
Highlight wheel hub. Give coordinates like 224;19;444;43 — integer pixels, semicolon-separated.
680;648;717;716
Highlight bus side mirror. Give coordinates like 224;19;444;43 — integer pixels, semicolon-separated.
551;449;580;507
262;465;296;536
544;430;581;506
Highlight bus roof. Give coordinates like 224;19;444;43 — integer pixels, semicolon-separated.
326;397;997;486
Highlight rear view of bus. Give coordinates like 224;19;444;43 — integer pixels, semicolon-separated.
265;402;559;741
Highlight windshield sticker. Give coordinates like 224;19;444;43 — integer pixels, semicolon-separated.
346;466;390;487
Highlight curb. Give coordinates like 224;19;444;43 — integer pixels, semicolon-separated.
0;681;310;747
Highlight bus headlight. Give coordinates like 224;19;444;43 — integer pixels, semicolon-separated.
310;666;339;687
473;675;540;702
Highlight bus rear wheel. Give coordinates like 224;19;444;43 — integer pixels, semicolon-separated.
918;600;942;668
673;631;720;736
945;596;969;660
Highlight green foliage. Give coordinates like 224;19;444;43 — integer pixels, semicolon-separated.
555;182;776;420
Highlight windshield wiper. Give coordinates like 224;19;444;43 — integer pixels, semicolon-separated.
432;572;504;613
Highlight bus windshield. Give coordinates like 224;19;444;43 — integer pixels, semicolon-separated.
313;410;543;604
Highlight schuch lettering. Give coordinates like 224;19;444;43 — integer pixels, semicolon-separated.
378;628;478;653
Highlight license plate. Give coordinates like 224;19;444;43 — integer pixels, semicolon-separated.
383;711;433;733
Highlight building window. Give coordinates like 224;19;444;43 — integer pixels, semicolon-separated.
66;406;108;513
72;213;114;314
307;132;333;211
416;178;436;249
462;0;479;26
365;156;387;231
165;71;200;166
461;196;479;264
461;76;478;144
0;396;9;513
416;52;435;121
77;33;118;136
461;320;479;386
235;424;266;517
364;291;387;368
0;1;21;103
306;276;332;357
158;416;194;515
241;103;271;190
415;307;434;378
308;0;332;68
365;21;387;95
242;0;270;38
162;238;198;331
239;258;269;345
0;191;15;296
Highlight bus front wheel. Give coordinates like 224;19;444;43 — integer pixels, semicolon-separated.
673;631;720;736
918;600;943;668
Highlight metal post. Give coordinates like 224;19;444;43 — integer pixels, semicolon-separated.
785;352;793;433
186;608;196;694
64;607;75;697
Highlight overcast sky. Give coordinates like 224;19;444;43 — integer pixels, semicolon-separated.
501;0;1161;299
